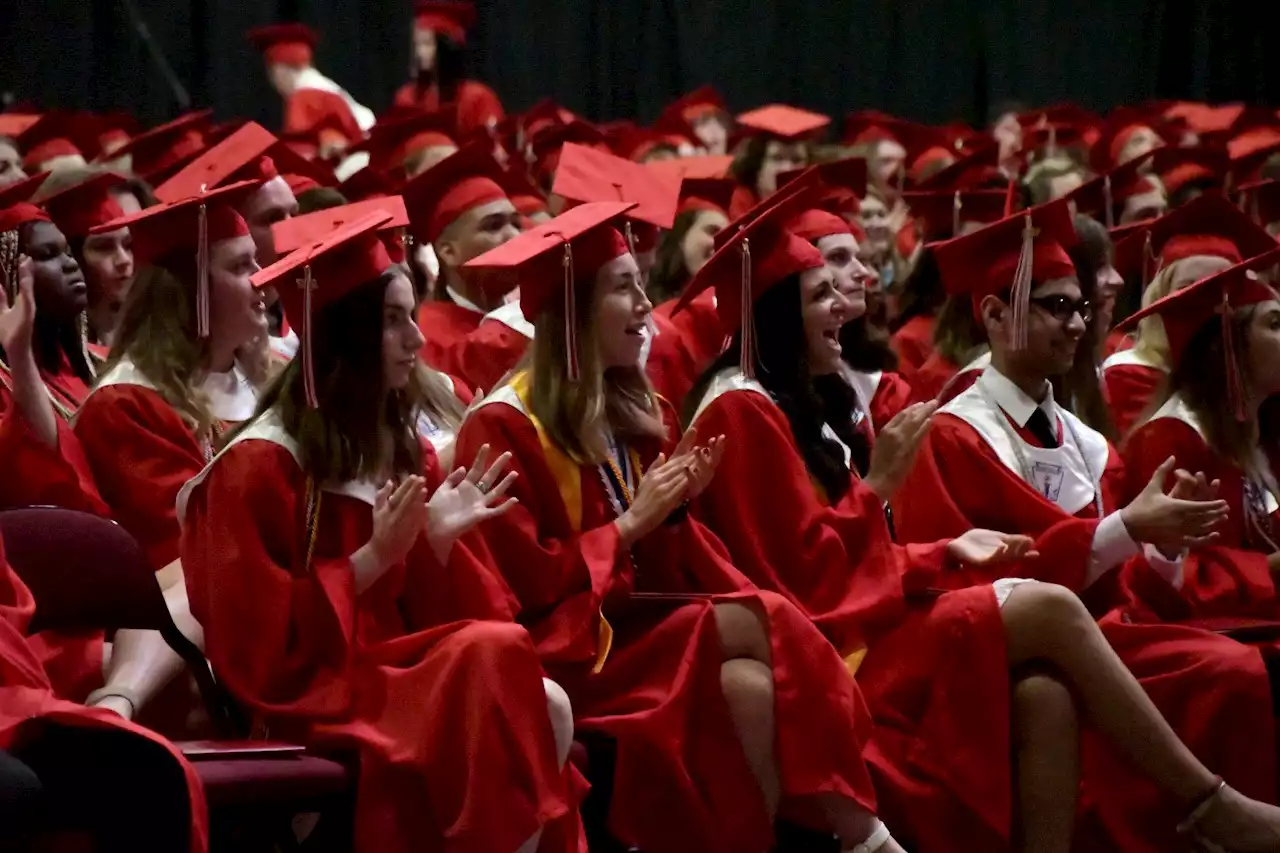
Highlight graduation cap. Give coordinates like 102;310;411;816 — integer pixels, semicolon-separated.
941;122;989;153
246;22;319;67
253;211;395;406
0;114;41;140
1063;149;1160;229
1018;104;1103;136
1164;102;1244;135
645;155;735;182
889;122;959;185
552;142;682;253
339;165;398;202
529;119;607;183
677;177;736;217
463;201;636;379
0;204;50;241
155;122;278;204
676;187;826;377
348;107;458;173
0;171;50;209
498;165;549;219
1111;193;1279;289
776;156;869;219
1228;138;1280;190
1237;178;1280;226
91;180;260;337
661;86;729;127
16;112;90;169
268;138;337;189
902;188;1013;241
787;207;853;244
735;105;830;141
272;195;409;261
1119;246;1280;420
1151;145;1227;199
413;1;476;43
105;110;213;180
401;142;507;244
933;198;1081;349
840;109;902;146
916;141;1010;191
37;171;129;238
1092;107;1168;171
610;126;689;163
713;170;824;251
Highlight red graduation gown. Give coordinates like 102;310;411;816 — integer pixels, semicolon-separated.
0;536;208;853
392;80;506;136
1101;348;1165;436
907;349;987;405
454;305;530;396
893;379;1275;853
843;367;912;435
455;379;878;853
180;417;580;853
284;89;365;148
689;371;1021;853
1120;395;1279;620
888;314;934;381
655;291;724;379
417;299;484;377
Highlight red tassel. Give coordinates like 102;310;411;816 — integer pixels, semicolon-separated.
1009;215;1037;351
298;265;318;408
1219;291;1247;422
623;220;636;257
563;243;579;382
196;202;210;338
951;190;961;237
739;238;754;379
1102;175;1114;230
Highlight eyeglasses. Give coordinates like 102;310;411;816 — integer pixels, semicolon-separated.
1029;294;1093;325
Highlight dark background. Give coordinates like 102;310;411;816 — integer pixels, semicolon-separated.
3;0;1276;133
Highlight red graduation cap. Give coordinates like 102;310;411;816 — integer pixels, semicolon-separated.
272;195;409;259
0;203;50;236
645;155;735;182
1092;107;1168;171
1111;193;1278;289
348;107;458;173
735;105;830;141
106;110;213;180
840;109;902;146
17;111;89;169
401;142;507;244
530;119;607;183
90;111;141;159
463;201;636;379
1151;145;1227;198
1063;149;1160;229
902;188;1013;241
91;180;260;337
916;141;1010;191
1163;102;1244;135
0;171;50;209
1019;104;1103;134
38;171;129;238
1228;138;1280;190
787;207;853;244
0;114;41;139
778;156;869;201
246;22;319;67
661;86;729;127
413;1;476;43
498;165;549;219
551;142;682;254
340;165;399;202
155;122;278;204
253;211;395;406
609;126;688;162
1119;246;1280;420
677;177;736;217
267;137;337;189
1238;178;1280;226
676;186;826;377
885;122;959;185
933;198;1081;349
713;170;823;251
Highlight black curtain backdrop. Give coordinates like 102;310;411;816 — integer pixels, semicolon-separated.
3;0;1276;134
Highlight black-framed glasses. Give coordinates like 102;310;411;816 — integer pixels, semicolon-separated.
1029;294;1093;325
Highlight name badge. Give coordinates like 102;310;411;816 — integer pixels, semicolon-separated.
1030;461;1066;502
416;412;442;438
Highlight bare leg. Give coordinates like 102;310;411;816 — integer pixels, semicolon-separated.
716;601;780;818
1011;670;1078;853
1002;583;1280;850
542;678;574;768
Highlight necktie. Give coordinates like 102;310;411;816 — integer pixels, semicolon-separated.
1026;408;1060;449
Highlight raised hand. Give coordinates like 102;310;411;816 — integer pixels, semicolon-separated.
1121;456;1230;553
946;529;1040;566
0;256;36;357
863;400;937;501
669;425;727;500
426;443;519;563
615;452;692;548
369;476;429;571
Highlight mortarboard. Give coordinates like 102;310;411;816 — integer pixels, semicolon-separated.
91;180;260;337
1228;138;1280;191
787;207;853;244
16;111;90;169
933;198;1081;349
1092;108;1167;171
464;201;636;379
676;187;826;377
348;107;458;173
0;172;50;209
735;105;830;141
339;165;398;202
105;110;212;180
777;156;869;211
1163;102;1244;135
37;171;129;238
916;141;1011;191
1119;246;1280;419
90;111;141;159
840;110;902;146
0;203;51;237
246;23;319;67
253;211;395;406
1151;145;1227;198
401;142;507;244
678;177;736;217
413;1;476;42
902;188;1013;241
0;114;41;140
155;122;278;204
552;142;681;252
645;155;735;182
1063;149;1160;229
662;87;729;127
272;196;410;263
498;165;549;219
1237;178;1280;226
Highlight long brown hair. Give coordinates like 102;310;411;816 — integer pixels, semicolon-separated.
932;293;989;367
646;208;700;304
245;271;461;482
525;271;665;463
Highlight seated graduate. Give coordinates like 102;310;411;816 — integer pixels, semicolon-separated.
1120;247;1280;620
457;201;903;853
889;198;1279;852
179;212;581;853
0;532;206;853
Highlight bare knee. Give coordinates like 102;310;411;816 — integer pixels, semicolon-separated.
715;602;772;665
1002;582;1095;661
1012;670;1078;742
542;677;574;767
720;658;775;711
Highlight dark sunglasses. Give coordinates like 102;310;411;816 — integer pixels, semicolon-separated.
1029;294;1093;325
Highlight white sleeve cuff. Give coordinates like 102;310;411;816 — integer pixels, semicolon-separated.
1142;544;1186;590
1086;511;1140;586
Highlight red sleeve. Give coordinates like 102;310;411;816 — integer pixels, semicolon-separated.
892;413;1099;591
906;352;960;404
456;81;505;134
644;317;700;411
455;322;528;396
889;316;935;377
73;386;205;571
0;412;111;515
181;440;358;721
0;545;50;691
453;402;627;666
284;90;362;146
692;389;945;651
393;82;419;108
1103;363;1164;437
728;185;757;219
445;374;475;407
868;372;912;433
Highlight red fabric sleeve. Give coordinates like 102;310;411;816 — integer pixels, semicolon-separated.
888;315;934;378
455;322;528;396
0;411;110;515
868;371;913;433
1103;363;1165;437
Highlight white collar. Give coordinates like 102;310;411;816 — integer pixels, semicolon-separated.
976;366;1056;429
199;365;258;423
445;285;485;315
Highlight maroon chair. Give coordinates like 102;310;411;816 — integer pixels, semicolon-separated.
0;508;353;824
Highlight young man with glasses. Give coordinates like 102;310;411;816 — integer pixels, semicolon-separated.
888;198;1276;853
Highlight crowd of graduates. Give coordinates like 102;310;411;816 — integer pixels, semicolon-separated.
2;2;1280;852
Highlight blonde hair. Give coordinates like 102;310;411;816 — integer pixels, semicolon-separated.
1131;257;1200;368
525;273;666;463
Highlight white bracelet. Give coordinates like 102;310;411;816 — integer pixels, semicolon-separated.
850;818;891;853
